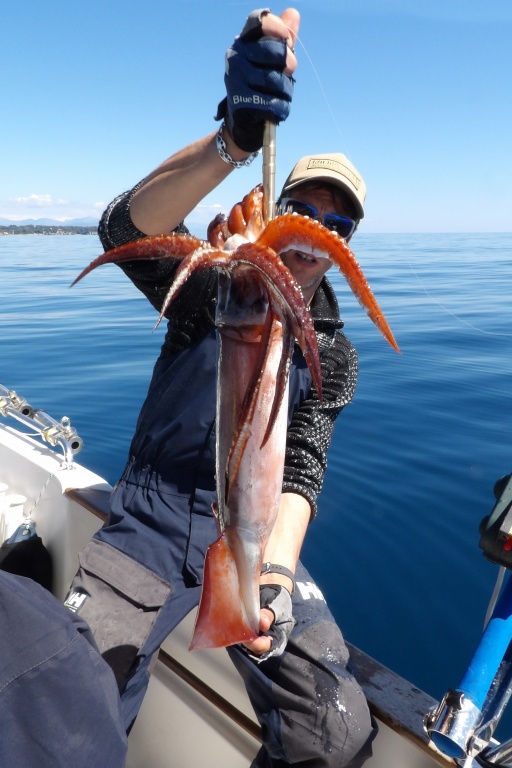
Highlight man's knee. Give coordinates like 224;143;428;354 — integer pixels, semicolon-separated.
276;681;375;767
250;716;377;768
235;619;376;767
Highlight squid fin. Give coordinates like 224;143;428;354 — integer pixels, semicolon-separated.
189;534;259;650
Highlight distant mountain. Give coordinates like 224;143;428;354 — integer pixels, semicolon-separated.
0;216;99;226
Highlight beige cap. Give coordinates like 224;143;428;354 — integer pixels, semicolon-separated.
280;153;366;220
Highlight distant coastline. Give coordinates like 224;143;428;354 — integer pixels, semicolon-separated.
0;224;97;236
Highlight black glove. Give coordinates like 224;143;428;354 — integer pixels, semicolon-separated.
216;9;295;153
246;584;295;663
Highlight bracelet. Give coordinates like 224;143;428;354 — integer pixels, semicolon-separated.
261;562;295;593
216;123;260;169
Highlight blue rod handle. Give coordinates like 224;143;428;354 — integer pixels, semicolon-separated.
459;573;512;709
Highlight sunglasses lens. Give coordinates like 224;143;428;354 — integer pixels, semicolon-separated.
279;199;356;239
323;215;356;239
281;199;316;218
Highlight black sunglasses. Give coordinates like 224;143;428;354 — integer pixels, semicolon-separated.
278;198;357;240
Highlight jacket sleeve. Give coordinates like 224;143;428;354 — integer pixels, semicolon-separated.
97;183;182;312
97;184;218;355
282;328;358;518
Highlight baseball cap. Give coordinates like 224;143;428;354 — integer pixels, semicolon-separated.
280;153;366;220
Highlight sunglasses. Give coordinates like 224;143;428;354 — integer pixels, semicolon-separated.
278;198;357;240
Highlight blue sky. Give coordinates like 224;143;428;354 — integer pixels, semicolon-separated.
2;0;511;232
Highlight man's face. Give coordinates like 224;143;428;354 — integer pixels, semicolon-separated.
279;183;356;305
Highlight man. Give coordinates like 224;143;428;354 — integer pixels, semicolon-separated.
67;8;376;766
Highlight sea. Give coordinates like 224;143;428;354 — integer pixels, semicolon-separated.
2;232;512;734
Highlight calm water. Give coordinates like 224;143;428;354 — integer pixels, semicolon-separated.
2;233;512;729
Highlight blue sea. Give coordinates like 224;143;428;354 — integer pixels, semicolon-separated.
2;232;512;731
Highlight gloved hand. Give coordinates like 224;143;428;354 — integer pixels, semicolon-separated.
247;584;296;662
216;9;298;153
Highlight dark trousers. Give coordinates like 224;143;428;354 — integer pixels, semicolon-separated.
69;535;376;768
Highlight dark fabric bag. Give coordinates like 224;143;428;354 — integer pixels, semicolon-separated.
0;523;53;591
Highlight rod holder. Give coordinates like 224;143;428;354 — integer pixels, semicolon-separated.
425;573;512;760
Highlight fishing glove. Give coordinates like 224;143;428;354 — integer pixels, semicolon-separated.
215;8;295;153
248;584;295;662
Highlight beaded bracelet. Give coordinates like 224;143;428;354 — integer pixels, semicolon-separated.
216;123;260;169
260;562;296;593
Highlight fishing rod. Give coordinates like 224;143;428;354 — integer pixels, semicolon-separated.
262;122;276;225
425;475;512;765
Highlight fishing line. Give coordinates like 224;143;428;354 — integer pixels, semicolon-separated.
293;33;349;150
483;565;506;630
283;26;352;156
287;21;511;340
406;260;512;338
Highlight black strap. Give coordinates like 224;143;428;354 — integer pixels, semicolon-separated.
261;562;295;593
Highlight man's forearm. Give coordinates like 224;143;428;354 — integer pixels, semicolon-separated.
129;129;252;236
260;492;310;594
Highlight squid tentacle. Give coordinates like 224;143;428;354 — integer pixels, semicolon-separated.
227;203;246;237
207;213;229;248
261;315;294;447
70;234;203;287
226;306;276;497
257;214;400;354
241;184;265;242
156;245;225;325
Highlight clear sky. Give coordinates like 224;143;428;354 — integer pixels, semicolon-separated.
2;0;511;232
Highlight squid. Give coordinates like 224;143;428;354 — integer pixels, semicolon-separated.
72;184;399;651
